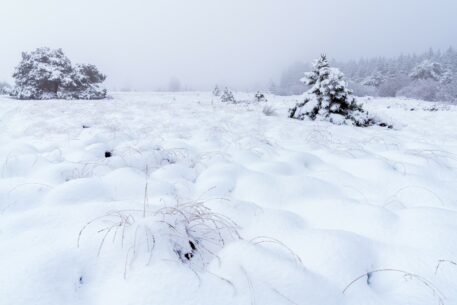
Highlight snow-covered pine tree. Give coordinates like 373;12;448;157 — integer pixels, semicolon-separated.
220;87;236;103
409;60;446;82
11;47;106;100
289;55;381;127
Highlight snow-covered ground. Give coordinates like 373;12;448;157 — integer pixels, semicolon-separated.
1;92;456;305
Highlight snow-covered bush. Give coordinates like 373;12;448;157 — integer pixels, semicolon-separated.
289;55;382;127
254;91;267;102
0;82;11;95
220;87;236;103
11;47;106;100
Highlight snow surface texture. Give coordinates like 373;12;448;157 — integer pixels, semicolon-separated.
0;92;456;305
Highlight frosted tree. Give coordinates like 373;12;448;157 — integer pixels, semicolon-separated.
12;48;73;99
277;47;457;101
254;91;267;102
0;82;11;95
361;72;384;88
289;55;382;127
396;60;455;101
220;87;236;103
11;47;106;100
59;64;107;99
409;60;446;82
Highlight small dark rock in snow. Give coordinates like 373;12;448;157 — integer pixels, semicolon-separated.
105;151;112;158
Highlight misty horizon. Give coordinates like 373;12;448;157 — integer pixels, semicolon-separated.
1;0;456;91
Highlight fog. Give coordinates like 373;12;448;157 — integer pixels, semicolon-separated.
1;0;456;90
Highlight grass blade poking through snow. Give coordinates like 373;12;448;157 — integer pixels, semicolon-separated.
78;200;241;276
342;268;445;305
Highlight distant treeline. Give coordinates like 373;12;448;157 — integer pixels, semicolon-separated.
274;47;457;103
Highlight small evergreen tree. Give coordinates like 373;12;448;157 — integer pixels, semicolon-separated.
289;55;382;127
220;87;236;103
11;47;106;100
254;91;267;102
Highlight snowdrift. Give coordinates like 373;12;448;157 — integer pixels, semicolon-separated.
0;93;456;305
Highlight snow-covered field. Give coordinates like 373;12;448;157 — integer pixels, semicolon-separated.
1;92;456;305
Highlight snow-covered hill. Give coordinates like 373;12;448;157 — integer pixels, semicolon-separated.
1;92;456;305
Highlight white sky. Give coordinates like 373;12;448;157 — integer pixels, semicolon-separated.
1;0;456;90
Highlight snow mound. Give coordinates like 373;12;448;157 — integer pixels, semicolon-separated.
1;92;457;305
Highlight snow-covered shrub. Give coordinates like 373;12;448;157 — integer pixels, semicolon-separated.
11;47;106;100
79;201;240;272
220;87;236;103
0;82;11;95
254;91;267;102
289;55;382;127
